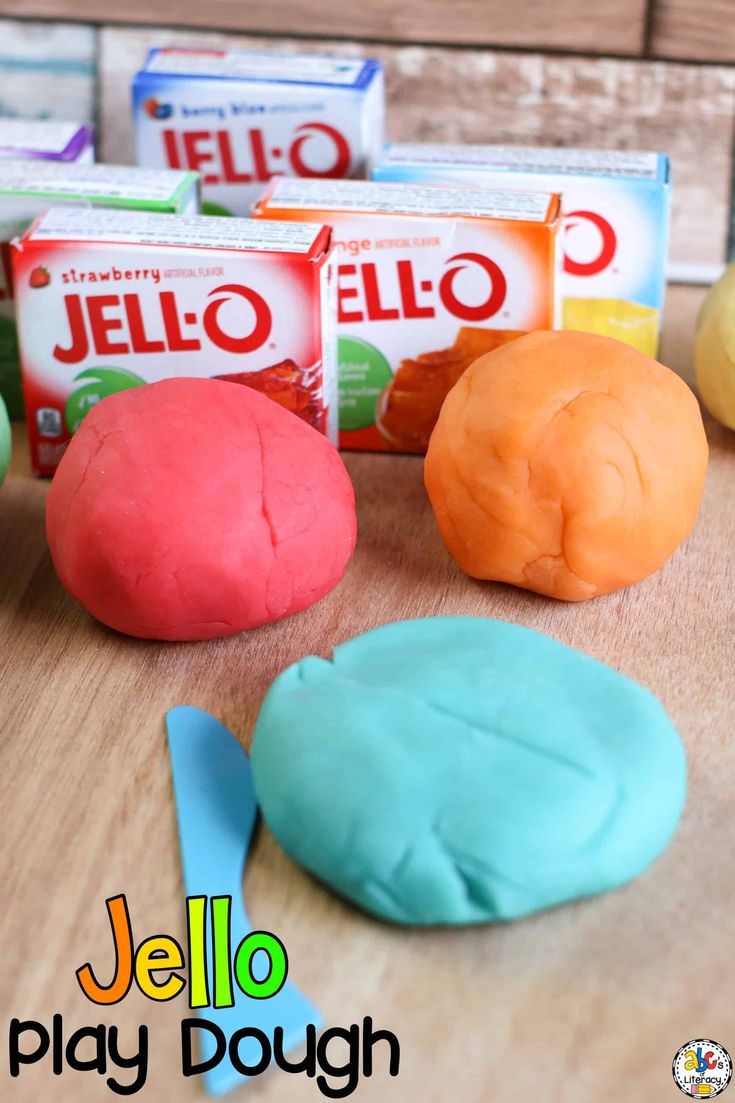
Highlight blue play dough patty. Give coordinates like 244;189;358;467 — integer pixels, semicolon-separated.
251;617;686;926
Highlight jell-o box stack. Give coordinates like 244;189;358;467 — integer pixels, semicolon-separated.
12;206;336;474
133;47;384;215
0;118;94;164
254;177;560;453
0;161;199;418
373;143;671;358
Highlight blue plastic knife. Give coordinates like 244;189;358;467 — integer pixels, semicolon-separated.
166;705;321;1096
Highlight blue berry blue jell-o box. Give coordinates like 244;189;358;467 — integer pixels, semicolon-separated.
133;47;384;216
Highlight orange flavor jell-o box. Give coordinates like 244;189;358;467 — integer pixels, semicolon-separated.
254;178;560;452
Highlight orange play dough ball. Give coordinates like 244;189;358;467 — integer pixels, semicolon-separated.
424;331;708;601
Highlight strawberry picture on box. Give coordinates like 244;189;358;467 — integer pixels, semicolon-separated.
29;267;51;289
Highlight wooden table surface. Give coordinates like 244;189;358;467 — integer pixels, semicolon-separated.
1;284;733;1102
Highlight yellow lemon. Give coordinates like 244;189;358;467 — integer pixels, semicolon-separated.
695;263;735;430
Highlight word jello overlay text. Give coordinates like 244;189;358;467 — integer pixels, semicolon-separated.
8;894;401;1097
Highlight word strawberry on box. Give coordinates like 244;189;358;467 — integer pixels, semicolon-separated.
132;47;384;216
0;160;199;419
254;177;560;453
12;206;336;474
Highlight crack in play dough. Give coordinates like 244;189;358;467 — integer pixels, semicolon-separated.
422;695;602;784
254;417;278;553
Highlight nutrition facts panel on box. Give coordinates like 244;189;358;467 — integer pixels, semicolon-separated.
0;162;191;202
144;49;369;86
28;206;326;253
0;119;81;154
265;179;557;221
383;144;662;180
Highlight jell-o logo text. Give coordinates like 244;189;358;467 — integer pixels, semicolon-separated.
162;123;352;184
563;209;617;277
53;283;273;364
334;251;508;325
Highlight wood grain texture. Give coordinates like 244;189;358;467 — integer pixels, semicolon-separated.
0;0;648;55
98;26;735;266
651;0;735;62
1;285;734;1101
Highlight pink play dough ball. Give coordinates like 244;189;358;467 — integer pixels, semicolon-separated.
46;378;357;640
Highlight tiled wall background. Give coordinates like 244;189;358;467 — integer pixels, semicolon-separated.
1;12;734;271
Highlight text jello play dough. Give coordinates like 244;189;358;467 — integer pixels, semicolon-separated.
46;378;356;640
425;331;708;600
251;617;686;926
695;261;735;430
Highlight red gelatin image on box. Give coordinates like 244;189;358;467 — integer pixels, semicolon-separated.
216;359;327;434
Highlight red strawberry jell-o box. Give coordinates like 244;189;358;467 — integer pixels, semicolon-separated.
0;160;199;419
13;206;336;474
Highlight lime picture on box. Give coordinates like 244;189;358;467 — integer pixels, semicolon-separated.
132;47;384;216
0;160;199;419
12;206;336;475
